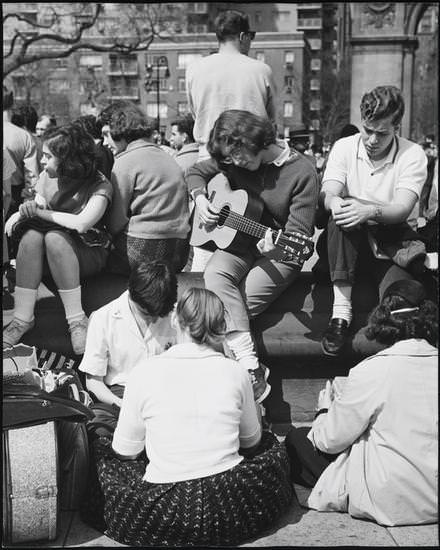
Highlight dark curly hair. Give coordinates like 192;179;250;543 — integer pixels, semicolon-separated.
170;115;195;142
207;109;276;164
176;287;226;349
128;260;177;318
214;10;251;42
43;123;97;182
99;101;152;144
360;85;405;127
11;104;38;133
74;114;103;140
365;294;438;347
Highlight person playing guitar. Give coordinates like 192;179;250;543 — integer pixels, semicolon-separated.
185;110;319;403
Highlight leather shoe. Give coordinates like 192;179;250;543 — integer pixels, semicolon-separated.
321;318;350;356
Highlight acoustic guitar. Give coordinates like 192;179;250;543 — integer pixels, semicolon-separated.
190;176;314;264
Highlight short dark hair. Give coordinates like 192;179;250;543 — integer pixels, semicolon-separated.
170;115;195;142
365;293;438;347
75;114;103;140
360;85;405;126
207;109;276;163
100;101;152;143
339;123;359;139
128;260;177;317
3;85;14;111
176;287;226;349
43;123;97;182
214;10;251;42
11;104;39;133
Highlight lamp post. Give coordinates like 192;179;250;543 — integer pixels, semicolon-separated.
145;55;170;132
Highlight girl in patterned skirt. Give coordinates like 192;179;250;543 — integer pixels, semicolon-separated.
84;287;293;546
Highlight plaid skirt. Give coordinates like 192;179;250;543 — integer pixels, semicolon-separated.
84;431;293;547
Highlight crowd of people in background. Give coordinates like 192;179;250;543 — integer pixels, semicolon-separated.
2;8;438;547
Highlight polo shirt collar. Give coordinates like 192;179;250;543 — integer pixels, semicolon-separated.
271;139;291;167
357;134;399;167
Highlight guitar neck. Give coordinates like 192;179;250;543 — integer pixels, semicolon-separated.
221;209;276;241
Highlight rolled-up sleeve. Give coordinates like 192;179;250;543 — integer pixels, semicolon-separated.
78;311;109;378
395;146;427;198
322;138;349;187
308;360;385;454
112;367;146;457
184;158;220;198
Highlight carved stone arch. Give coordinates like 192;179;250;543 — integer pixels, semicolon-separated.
405;2;432;36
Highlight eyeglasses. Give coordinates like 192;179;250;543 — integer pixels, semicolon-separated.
220;146;252;165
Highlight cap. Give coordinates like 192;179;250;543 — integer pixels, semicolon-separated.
382;279;427;307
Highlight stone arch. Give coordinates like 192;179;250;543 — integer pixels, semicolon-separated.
405;2;431;35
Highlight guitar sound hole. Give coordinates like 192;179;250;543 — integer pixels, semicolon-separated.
218;206;230;227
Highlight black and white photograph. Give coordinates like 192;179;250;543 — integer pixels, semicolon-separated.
2;2;438;547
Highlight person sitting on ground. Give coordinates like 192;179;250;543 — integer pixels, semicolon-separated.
285;279;438;527
79;260;177;407
100;100;190;275
74;114;114;180
3;123;113;355
169;115;199;172
319;85;428;356
185;109;318;403
85;287;292;546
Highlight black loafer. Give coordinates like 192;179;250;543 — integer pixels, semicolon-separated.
321;318;350;356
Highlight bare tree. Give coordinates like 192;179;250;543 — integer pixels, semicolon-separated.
3;3;183;77
320;63;351;144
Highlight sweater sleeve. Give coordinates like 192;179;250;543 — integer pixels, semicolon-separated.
184;158;221;197
284;157;319;237
104;161;134;236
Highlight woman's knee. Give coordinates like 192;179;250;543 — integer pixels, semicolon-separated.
18;230;45;254
44;231;73;256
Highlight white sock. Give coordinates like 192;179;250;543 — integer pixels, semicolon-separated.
58;287;85;325
14;286;38;323
332;283;353;324
225;331;259;371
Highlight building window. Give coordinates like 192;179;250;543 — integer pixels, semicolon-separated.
283;102;294;117
187;3;207;13
48;79;69;93
188;23;208;33
177;53;203;70
308;38;322;50
311;58;321;71
284;75;294;91
109;76;139;98
80;55;102;68
273;10;290;23
284;51;295;65
310;78;320;90
310;99;321;111
109;54;138;74
255;11;262;25
146;103;168;118
255;51;265;63
311;119;320;130
177;102;188;115
178;77;186;92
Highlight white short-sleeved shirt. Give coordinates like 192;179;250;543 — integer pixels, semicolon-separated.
307;339;438;526
112;342;262;483
79;290;176;386
322;134;427;227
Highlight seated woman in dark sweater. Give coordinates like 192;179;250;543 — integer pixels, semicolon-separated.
99;101;190;275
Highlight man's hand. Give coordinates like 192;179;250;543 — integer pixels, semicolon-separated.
317;380;334;410
256;229;285;261
18;200;42;219
332;198;374;230
195;194;220;227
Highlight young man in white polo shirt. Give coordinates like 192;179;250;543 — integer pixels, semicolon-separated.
79;260;177;406
319;85;427;355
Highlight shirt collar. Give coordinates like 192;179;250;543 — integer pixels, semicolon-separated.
162;342;226;360
373;338;437;357
271;139;291;167
357;134;399;167
117;138;157;157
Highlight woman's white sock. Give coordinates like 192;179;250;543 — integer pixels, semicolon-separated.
332;282;353;324
58;287;85;325
225;331;259;371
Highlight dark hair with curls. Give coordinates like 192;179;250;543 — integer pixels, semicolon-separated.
75;114;103;140
43;123;97;182
360;85;405;127
207;110;276;163
170;115;195;143
176;287;226;349
214;10;250;42
365;294;438;347
99;101;152;144
128;260;177;318
11;104;38;133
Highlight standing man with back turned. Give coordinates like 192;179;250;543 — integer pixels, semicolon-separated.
186;9;277;271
